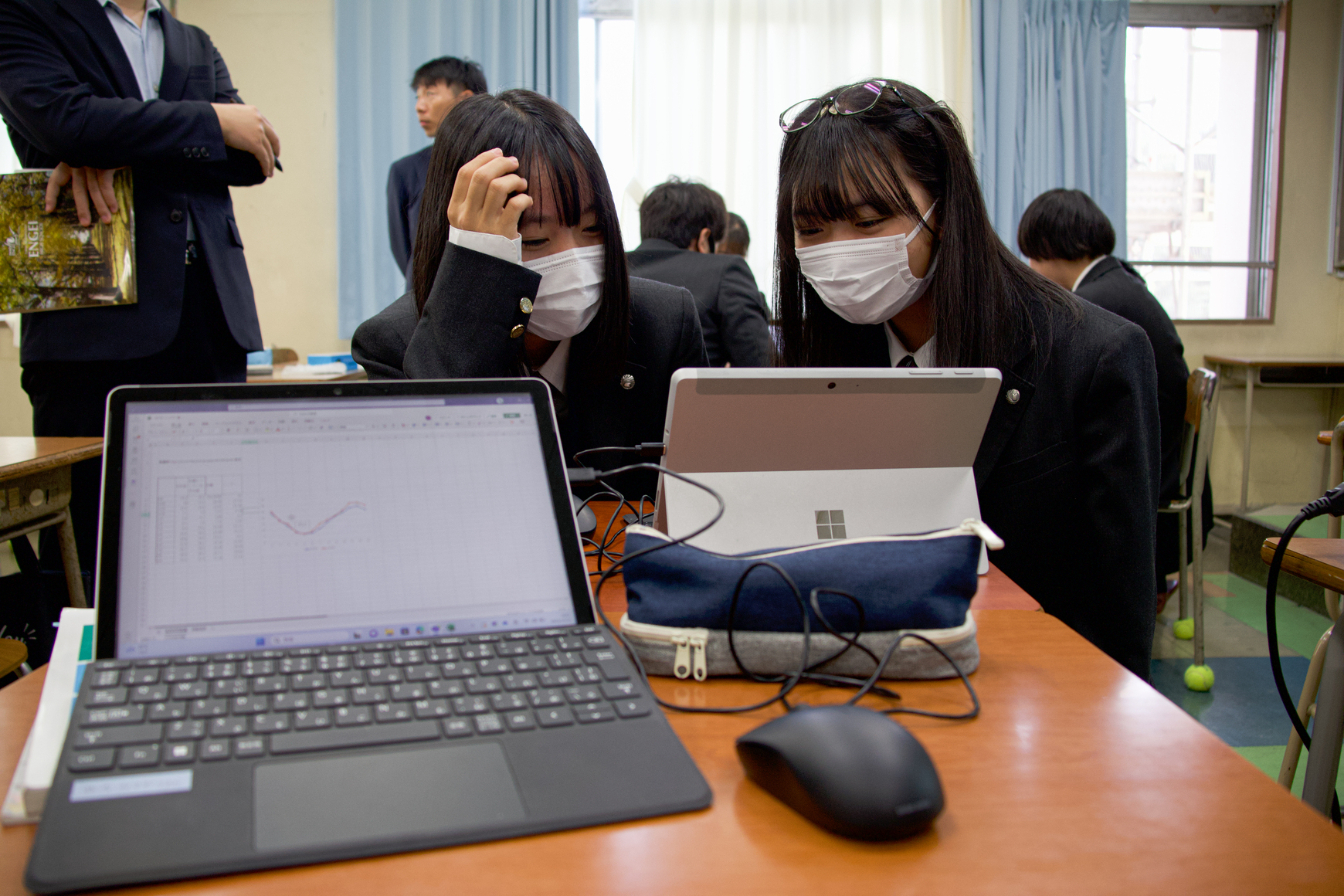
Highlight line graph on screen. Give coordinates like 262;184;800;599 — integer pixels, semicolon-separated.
268;501;368;536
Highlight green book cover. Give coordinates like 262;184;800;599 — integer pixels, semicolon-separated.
0;168;136;313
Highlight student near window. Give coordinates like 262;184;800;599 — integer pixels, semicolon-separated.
354;90;706;499
772;79;1162;680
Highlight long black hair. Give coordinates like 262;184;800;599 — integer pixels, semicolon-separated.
410;89;630;378
774;79;1078;369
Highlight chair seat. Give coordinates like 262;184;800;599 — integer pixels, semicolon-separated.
0;639;28;679
1159;497;1193;513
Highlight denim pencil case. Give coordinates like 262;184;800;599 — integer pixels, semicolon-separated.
618;520;1003;681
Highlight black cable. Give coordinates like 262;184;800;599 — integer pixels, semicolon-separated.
1265;483;1344;826
582;461;979;721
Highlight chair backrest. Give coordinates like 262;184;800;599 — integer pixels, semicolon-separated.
1187;367;1220;498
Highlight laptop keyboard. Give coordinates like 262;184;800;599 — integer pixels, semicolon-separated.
67;625;651;773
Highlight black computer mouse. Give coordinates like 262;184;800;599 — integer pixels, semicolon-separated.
736;704;944;840
570;493;597;535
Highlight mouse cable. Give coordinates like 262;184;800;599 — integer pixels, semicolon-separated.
573;443;665;466
583;463;979;720
1265;484;1344;826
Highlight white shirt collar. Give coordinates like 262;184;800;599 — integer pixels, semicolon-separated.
885;324;936;368
100;0;163;18
536;338;571;394
1071;256;1107;292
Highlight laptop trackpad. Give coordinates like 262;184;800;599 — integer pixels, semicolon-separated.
253;743;526;852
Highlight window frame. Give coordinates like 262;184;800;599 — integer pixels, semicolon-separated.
1125;3;1287;323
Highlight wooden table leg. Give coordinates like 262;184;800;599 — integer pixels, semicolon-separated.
55;511;87;609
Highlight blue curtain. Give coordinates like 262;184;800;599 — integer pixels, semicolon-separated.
972;0;1128;257
335;0;580;338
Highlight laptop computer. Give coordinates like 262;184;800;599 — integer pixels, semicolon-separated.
653;368;1001;572
26;378;711;894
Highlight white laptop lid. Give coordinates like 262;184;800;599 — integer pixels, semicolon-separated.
655;368;1001;571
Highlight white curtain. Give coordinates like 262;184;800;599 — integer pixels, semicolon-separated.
630;0;972;298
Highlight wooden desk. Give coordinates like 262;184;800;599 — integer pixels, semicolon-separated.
1205;355;1344;510
1262;537;1344;593
0;438;102;609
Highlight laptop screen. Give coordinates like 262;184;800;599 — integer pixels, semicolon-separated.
113;392;578;658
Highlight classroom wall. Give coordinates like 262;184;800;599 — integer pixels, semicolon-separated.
1176;0;1344;510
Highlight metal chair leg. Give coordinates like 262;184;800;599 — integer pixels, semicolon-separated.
1177;507;1190;622
1192;495;1206;667
1279;627;1332;788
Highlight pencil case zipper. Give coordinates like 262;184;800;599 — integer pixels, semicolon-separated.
619;618;710;681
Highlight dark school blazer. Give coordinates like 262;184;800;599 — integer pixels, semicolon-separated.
386;145;431;278
627;239;771;367
0;0;267;362
352;243;709;499
823;295;1161;680
1075;256;1213;581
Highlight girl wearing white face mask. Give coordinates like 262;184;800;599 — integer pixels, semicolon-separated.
353;90;708;497
775;79;1163;682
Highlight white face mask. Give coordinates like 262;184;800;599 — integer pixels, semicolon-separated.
794;201;938;326
522;244;605;341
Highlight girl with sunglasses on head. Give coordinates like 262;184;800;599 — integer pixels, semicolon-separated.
353;90;707;497
774;79;1161;680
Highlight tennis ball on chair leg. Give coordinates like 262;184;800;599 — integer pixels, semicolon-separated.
1173;617;1195;640
1184;664;1215;691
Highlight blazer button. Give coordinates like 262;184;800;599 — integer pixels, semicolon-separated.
1005;388;1020;404
620;374;635;390
519;298;533;314
169;209;184;224
510;324;525;339
182;147;191;158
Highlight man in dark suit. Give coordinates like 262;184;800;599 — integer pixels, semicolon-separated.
0;0;281;572
1019;188;1211;606
627;180;770;367
717;210;770;318
386;57;486;279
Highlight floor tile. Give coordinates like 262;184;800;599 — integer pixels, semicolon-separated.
1234;745;1344;799
1202;572;1329;659
1248;513;1329;539
1149;656;1309;747
1152;603;1281;659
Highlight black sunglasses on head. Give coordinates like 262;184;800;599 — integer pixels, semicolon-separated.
778;80;932;133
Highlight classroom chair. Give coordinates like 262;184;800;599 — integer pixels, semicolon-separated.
1160;368;1220;689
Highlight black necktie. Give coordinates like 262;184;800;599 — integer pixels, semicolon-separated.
897;354;917;368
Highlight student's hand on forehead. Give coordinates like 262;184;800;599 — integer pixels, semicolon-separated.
447;148;533;240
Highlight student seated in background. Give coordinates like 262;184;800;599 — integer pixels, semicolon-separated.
717;212;771;319
386;57;487;281
772;79;1161;680
627;180;771;367
1018;188;1211;612
353;90;706;498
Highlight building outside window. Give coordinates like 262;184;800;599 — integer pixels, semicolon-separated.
1125;3;1285;321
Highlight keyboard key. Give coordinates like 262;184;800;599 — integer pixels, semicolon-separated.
575;703;616;724
502;674;538;691
233;736;267;758
73;724;162;748
293;709;332;730
130;684;170;703
317;654;351;672
601;681;641;700
240;659;275;677
216;652;249;661
252;675;288;694
164;742;196;764
68;748;115;772
209;717;249;737
597;659;631;682
375;702;413;723
390;683;427;702
92;660;130;671
471;634;500;643
390;649;423;666
279;657;313;674
495;643;529;657
427;647;459;663
572;666;602;685
311;688;350;708
530;640;557;654
460;645;493;661
91;670;121;688
550;652;582;669
452;696;490;715
442;719;473;738
413;698;450;719
210;679;249;698
334;706;373;727
231;695;269;714
330;670;364;687
557;636;585;651
477;659;511;676
512;657;548;673
167;720;206;740
405;664;440;682
613;699;652;719
428;680;465;698
439;662;474;679
82;705;145;726
191;698;227;718
505;711;535;731
201;663;236;680
200;740;231;761
162;666;198;683
539;671;574;687
179;655;211;665
564;686;602;704
291;673;326;690
536;707;574;727
125;668;160;685
474;714;504;735
584;633;611;649
527;688;565;708
171;681;209;700
119;744;161;768
89;688;128;706
355;653;388;669
272;692;311;711
271;721;440;754
367;668;403;684
252;713;291;734
465;677;501;695
490;692;529;712
350;686;387;705
148;701;188;722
